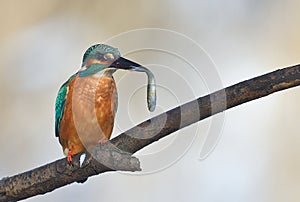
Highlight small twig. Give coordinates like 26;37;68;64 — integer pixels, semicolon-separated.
0;63;300;201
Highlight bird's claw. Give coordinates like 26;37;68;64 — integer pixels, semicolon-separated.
67;150;75;164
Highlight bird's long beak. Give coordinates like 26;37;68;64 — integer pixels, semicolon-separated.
111;57;156;112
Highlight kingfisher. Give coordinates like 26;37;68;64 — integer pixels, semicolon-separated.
55;44;156;162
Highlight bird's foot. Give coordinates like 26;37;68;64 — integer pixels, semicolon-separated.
67;150;75;163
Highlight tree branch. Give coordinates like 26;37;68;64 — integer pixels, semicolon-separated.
1;63;300;201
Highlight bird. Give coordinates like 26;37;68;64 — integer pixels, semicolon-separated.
55;44;156;162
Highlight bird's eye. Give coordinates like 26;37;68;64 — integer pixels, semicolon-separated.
104;53;115;61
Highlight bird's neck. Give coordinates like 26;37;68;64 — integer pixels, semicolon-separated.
92;68;116;78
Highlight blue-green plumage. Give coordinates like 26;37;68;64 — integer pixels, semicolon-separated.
81;44;120;67
78;64;108;77
55;73;77;137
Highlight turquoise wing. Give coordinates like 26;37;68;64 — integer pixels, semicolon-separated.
55;73;77;137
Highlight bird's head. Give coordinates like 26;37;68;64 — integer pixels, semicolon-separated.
78;44;156;111
79;44;149;76
79;44;120;76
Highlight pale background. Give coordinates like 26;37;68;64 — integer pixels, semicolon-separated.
0;1;300;202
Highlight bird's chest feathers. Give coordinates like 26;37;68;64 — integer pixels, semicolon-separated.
67;74;118;120
74;74;115;99
59;73;117;153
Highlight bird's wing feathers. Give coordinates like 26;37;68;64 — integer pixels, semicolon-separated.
55;73;77;137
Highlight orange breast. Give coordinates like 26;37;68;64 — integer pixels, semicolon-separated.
59;74;117;155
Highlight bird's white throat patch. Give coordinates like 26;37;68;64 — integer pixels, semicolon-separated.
92;70;106;78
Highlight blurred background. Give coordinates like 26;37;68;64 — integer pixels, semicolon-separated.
1;1;300;201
